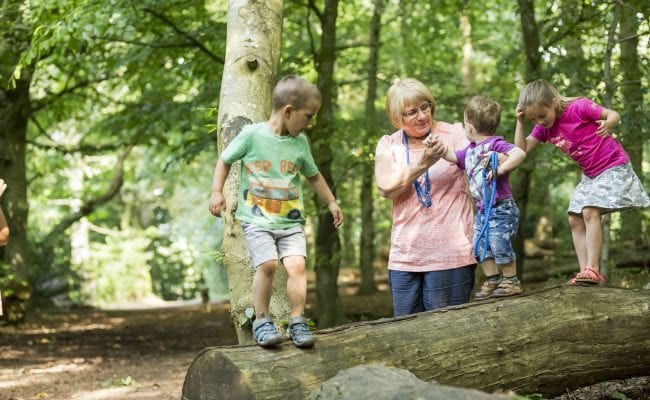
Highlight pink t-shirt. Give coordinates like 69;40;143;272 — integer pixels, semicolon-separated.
375;122;475;272
530;98;629;178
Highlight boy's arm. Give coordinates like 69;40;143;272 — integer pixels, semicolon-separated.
209;158;232;217
496;147;526;177
439;143;458;164
307;172;343;228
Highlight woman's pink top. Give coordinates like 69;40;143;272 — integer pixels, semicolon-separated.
375;122;475;272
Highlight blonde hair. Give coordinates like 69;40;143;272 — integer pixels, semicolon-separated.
517;79;578;115
385;78;436;128
272;75;321;111
464;95;501;135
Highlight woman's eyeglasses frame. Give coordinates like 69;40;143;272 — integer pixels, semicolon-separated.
402;102;433;120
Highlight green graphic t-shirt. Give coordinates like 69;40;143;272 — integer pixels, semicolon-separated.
221;122;319;229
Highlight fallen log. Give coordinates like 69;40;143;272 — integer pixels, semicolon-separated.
307;365;507;400
182;286;650;400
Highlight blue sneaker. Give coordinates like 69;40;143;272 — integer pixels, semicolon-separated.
252;318;282;347
288;316;316;348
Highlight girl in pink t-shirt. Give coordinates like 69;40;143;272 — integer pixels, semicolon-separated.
515;79;649;285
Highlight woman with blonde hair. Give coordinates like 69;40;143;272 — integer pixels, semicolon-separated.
375;78;476;316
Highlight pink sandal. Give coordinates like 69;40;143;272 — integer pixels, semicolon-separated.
570;266;606;285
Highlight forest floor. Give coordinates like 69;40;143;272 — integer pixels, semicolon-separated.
1;268;649;400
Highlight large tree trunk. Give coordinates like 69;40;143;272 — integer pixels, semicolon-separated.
0;2;34;320
312;0;346;328
357;0;383;296
182;286;650;400
217;0;284;344
512;0;543;279
619;0;645;245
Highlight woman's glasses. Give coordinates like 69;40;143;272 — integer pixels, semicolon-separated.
402;102;432;120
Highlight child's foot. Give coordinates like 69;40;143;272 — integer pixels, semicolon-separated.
474;277;501;300
491;276;523;297
569;266;606;286
288;316;316;348
252;318;282;347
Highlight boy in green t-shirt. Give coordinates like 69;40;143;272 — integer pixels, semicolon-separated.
209;76;343;348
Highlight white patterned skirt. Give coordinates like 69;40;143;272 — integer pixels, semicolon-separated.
568;162;650;215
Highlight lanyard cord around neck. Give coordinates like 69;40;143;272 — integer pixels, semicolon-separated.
402;130;432;208
474;151;499;263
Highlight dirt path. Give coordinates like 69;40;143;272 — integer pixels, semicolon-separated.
0;301;238;400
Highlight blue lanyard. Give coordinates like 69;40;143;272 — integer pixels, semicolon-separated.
402;130;432;208
474;151;499;263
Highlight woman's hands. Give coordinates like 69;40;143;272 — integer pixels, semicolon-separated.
423;134;453;165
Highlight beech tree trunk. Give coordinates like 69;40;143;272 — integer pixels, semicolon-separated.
217;0;285;344
182;286;650;400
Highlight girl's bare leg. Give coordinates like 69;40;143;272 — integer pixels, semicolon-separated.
582;207;602;270
568;213;588;269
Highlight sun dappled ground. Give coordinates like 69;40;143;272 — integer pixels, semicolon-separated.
0;301;238;400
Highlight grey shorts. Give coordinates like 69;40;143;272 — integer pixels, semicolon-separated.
241;222;307;268
568;162;650;215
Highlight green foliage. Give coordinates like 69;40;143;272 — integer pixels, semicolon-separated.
3;0;649;312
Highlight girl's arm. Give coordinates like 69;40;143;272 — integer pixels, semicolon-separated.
596;107;621;137
514;107;540;153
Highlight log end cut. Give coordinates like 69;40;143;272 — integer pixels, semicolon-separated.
182;348;254;400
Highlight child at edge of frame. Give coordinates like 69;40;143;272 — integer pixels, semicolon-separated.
0;178;10;316
208;75;344;348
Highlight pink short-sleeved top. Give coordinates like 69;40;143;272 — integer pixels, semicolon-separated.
375;122;476;272
530;98;629;178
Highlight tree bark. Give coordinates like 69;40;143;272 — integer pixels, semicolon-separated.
312;0;346;328
512;0;543;279
308;365;505;400
182;286;650;400
217;0;284;344
357;0;383;296
0;2;34;320
619;0;645;244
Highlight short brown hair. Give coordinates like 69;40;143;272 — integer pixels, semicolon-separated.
272;75;321;111
385;78;436;129
464;95;501;135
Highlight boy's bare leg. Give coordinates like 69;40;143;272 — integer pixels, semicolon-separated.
252;260;278;319
480;258;499;277
500;261;517;278
282;255;307;317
